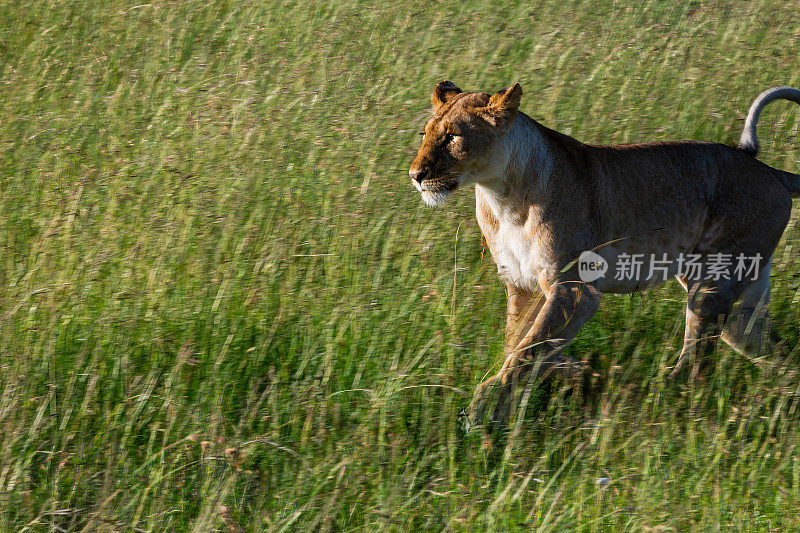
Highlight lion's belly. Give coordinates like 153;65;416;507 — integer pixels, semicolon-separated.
590;245;682;293
587;224;705;293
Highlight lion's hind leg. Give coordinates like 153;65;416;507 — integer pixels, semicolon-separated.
721;256;791;366
671;255;788;380
671;277;739;381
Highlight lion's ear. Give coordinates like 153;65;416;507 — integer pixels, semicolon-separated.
431;81;462;109
484;83;522;129
488;83;522;112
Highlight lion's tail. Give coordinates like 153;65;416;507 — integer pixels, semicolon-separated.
739;86;800;156
739;86;800;196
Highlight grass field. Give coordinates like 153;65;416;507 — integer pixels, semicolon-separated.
3;0;800;530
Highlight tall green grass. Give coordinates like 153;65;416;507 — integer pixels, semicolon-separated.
2;0;800;530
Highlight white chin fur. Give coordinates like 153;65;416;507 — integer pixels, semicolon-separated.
421;190;452;207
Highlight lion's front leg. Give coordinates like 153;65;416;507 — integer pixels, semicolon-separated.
465;286;544;431
504;285;546;353
468;281;601;431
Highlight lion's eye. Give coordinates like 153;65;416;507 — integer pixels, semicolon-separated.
443;133;455;143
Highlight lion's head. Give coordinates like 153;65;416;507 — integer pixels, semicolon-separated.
409;81;522;207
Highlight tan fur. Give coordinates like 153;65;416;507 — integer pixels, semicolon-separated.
409;82;800;429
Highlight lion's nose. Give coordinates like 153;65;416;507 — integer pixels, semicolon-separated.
409;168;430;184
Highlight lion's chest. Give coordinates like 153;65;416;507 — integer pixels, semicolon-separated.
485;221;549;293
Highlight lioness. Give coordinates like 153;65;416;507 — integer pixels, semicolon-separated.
409;81;800;428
